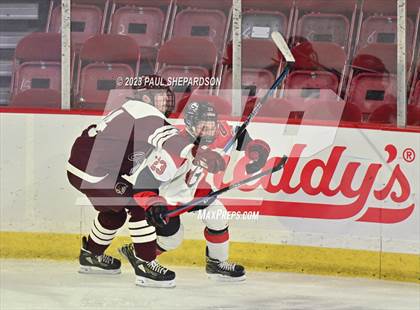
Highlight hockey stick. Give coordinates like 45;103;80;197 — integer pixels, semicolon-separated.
223;31;295;153
163;155;288;218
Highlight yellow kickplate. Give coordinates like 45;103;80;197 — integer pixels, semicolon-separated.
0;231;418;283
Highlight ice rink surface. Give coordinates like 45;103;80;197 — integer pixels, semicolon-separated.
1;259;419;310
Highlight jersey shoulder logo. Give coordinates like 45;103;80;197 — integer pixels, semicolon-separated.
128;152;146;162
128;152;146;175
115;182;128;195
185;166;204;187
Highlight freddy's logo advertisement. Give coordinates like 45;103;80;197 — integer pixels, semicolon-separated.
213;143;416;224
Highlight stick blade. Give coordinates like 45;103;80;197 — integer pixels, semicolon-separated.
271;31;295;63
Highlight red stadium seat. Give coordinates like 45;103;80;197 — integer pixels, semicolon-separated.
358;16;414;49
76;34;140;109
285;42;346;98
368;104;420;126
221;69;275;97
341;103;362;123
346;44;400;120
358;0;415;50
49;3;105;50
297;13;350;48
172;8;227;52
410;80;420;105
160;67;209;89
293;0;358;54
11;33;61;99
241;0;293;40
109;6;165;58
351;44;398;74
409;57;420;105
243;39;282;68
285;71;339;97
258;92;344;124
14;62;61;94
9;89;61;109
407;105;420;126
258;98;293;118
291;42;347;73
157;37;218;107
367;103;397;124
220;39;281;102
347;73;397;120
242;10;288;39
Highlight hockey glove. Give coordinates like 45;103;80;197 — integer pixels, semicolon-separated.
193;149;226;174
245;139;270;174
146;204;169;228
133;192;169;228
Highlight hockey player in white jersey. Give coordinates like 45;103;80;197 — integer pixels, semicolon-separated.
120;100;271;283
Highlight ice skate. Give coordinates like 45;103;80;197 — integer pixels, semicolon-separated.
79;236;121;274
206;248;246;282
119;243;176;288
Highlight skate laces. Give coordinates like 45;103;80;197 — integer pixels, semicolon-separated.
147;260;168;274
219;261;236;272
98;254;113;265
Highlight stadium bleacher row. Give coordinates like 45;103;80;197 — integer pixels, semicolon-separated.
1;0;419;126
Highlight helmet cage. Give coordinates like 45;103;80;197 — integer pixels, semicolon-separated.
185;101;218;145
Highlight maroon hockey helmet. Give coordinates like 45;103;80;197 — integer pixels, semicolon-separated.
132;75;175;116
184;101;218;145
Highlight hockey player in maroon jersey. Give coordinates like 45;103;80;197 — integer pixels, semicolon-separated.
67;76;225;288
119;101;270;282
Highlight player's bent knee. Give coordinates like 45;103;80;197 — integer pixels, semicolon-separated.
127;206;146;221
97;209;127;230
201;201;228;231
157;223;184;251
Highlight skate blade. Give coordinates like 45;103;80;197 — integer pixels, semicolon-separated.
79;265;121;275
207;273;246;282
135;276;176;288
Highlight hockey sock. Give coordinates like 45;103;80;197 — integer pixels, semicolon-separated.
156;245;166;256
87;210;127;255
204;227;229;262
129;207;157;262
